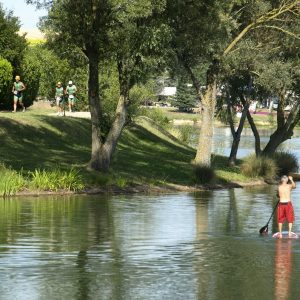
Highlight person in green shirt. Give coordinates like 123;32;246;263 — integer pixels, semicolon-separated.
55;82;64;116
12;75;26;113
66;80;77;112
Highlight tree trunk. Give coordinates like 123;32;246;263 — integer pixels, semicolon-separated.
98;93;128;172
240;95;261;156
87;50;104;171
89;59;129;173
194;61;218;166
262;103;300;156
228;102;249;166
86;51;129;173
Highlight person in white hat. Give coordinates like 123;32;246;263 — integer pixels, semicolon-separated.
66;80;77;112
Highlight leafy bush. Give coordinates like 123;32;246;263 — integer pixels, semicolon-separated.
0;164;26;197
139;108;170;127
272;151;299;176
241;154;277;179
29;168;84;191
193;164;215;184
0;57;13;106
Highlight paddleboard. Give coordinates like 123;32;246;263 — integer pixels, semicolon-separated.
272;231;299;239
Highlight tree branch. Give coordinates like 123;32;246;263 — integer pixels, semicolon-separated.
254;25;300;40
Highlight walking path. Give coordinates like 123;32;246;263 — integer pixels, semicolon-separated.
49;111;91;119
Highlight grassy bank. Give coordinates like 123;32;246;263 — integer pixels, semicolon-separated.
0;106;257;196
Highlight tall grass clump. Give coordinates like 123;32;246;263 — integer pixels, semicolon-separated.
241;154;277;179
177;125;194;144
193;164;215;184
29;168;84;191
0;164;26;197
272;151;299;176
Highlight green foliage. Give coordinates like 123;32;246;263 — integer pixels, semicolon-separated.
0;164;26;197
216;105;233;125
21;45;88;110
174;80;196;112
272;151;299;176
29;168;84;191
193;164;215;184
0;6;27;108
20;47;42;108
176;125;194;144
139;108;170;127
0;6;27;70
0;57;13;104
115;177;128;188
241;154;277;179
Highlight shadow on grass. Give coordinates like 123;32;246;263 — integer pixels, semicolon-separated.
0;116;91;172
0;115;243;186
112;123;196;185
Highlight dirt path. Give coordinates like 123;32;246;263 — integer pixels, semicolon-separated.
49;111;91;118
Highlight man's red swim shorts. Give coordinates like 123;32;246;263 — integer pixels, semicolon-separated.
277;202;295;223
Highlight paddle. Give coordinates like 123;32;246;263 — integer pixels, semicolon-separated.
259;200;280;234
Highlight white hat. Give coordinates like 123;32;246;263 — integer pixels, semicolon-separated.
68;80;73;85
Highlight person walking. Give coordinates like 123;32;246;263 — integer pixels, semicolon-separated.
12;75;26;112
66;80;77;112
277;175;296;238
55;82;64;116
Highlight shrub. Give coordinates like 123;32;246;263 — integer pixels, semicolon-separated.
272;151;299;176
241;154;277;179
0;57;13;106
139;108;170;127
193;164;215;184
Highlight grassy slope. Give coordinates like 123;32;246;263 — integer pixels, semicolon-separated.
0;108;251;188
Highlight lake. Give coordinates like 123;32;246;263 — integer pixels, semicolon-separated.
1;187;300;299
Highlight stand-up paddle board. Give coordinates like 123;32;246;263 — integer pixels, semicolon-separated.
272;231;299;239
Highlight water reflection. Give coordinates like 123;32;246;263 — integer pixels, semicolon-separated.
1;189;300;299
275;240;292;300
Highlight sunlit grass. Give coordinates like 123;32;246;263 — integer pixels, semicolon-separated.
0;164;26;197
29;168;84;192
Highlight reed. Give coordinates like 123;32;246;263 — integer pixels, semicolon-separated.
29;168;84;192
0;164;26;197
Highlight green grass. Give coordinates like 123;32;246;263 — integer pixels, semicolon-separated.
0;105;258;193
29;168;84;191
0;164;26;197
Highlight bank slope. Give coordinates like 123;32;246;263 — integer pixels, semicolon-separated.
0;112;255;193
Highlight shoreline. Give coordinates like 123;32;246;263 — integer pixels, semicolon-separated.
9;179;269;198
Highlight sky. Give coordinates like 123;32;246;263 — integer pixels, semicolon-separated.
0;0;47;30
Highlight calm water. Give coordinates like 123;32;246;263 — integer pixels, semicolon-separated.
1;187;300;300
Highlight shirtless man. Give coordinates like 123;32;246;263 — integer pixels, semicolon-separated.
277;175;296;238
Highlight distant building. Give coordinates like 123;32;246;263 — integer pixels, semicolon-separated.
156;87;177;107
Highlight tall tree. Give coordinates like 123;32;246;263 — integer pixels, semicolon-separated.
0;5;27;72
166;0;300;167
29;0;169;172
